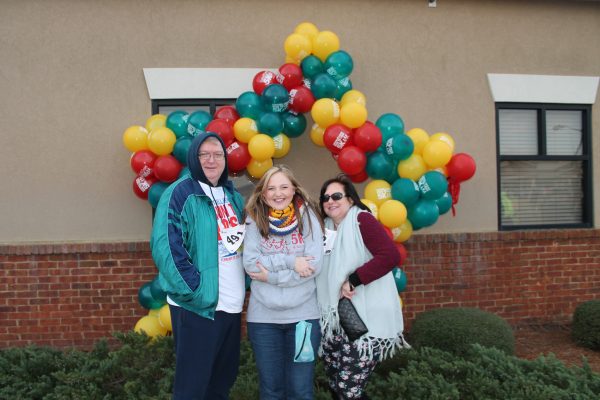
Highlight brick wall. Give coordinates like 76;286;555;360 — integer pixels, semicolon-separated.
1;229;599;349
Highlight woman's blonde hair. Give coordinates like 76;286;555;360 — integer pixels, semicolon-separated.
245;165;324;238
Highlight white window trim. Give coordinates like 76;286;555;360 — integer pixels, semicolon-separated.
144;68;277;100
488;73;599;104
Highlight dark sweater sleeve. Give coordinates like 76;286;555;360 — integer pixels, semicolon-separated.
348;212;401;287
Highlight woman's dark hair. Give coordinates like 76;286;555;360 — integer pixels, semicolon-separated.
318;174;370;219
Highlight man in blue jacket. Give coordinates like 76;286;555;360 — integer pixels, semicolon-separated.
151;132;246;399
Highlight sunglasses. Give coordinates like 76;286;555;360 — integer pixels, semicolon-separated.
321;192;346;202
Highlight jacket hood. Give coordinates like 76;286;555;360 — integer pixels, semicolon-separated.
186;132;233;190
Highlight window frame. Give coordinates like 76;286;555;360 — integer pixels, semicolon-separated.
151;98;237;116
495;102;594;231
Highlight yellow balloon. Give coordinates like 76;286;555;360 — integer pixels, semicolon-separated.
398;154;427;181
234;117;259;143
147;308;160;317
285;55;300;65
284;33;312;61
379;200;408;228
247;158;274;179
158;305;172;331
423;140;453;168
147;127;176;155
312;31;340;62
340;90;366;107
122;125;149;152
294;22;319;41
360;198;379;220
364;180;391;207
145;114;167;132
340;103;368;129
406;128;430;155
272;134;291;158
430;132;455;152
248;134;275;161
311;98;340;128
134;315;167;338
310;123;325;147
392;220;413;243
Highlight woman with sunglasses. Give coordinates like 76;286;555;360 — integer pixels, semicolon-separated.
316;174;408;400
243;165;324;400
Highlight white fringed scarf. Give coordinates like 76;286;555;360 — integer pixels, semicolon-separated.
316;206;409;361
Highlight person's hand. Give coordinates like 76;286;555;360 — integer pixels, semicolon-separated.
294;256;315;277
340;280;355;299
248;262;269;282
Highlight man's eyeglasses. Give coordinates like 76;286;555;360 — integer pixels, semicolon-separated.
199;152;225;161
321;192;346;202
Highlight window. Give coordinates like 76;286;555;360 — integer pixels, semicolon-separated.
496;103;592;230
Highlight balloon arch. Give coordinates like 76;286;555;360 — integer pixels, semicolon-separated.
122;22;476;337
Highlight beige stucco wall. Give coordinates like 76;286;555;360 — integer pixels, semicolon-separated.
0;0;598;243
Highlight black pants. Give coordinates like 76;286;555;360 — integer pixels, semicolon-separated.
170;306;241;400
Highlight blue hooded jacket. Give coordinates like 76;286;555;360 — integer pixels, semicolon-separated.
150;132;245;318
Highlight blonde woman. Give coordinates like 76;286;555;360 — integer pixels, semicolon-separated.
243;165;324;400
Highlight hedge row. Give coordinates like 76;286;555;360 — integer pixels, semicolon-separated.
1;332;599;400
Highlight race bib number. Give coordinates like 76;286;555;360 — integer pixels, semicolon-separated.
323;228;337;255
222;224;245;254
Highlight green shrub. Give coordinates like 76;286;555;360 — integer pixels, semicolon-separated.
2;332;599;399
408;307;515;356
572;300;600;351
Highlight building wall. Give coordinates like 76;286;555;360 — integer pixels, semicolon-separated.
1;229;598;349
0;0;599;243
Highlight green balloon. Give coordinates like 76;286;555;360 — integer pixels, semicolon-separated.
366;151;395;180
148;182;169;209
325;50;354;79
166;110;190;138
178;167;190;178
383;160;400;184
391;178;420;208
150;277;167;303
311;73;337;99
173;136;192;165
138;282;164;310
418;171;448;200
376;113;405;138
282;111;307;138
301;55;324;80
261;84;289;113
436;191;453;215
257;112;283;137
385;134;414;161
187;110;212;137
408;199;440;229
393;268;408;293
236;91;263;119
334;77;352;101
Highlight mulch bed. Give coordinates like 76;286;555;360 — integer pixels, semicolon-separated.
514;324;600;373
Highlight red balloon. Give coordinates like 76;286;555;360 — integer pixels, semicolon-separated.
252;70;278;95
337;146;367;176
226;141;251;173
130;150;157;177
353;121;382;153
277;63;304;91
395;242;408;266
154;155;183;182
324;124;353;154
446;153;476;182
349;170;369;183
133;175;157;200
206;119;235;147
382;225;393;241
288;85;315;114
214;106;240;127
